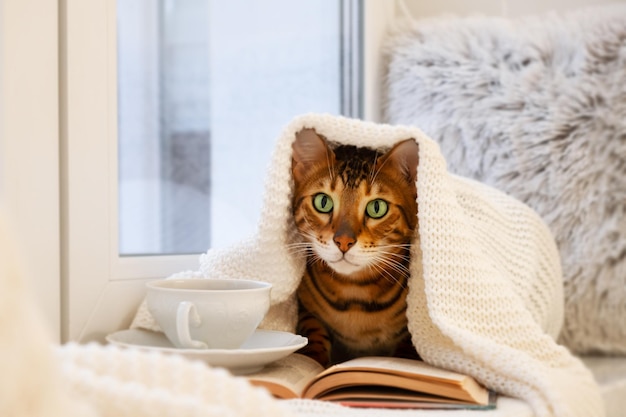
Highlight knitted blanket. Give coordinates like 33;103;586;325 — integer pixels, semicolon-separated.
131;114;603;417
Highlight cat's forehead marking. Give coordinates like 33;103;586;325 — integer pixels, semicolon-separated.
333;145;380;189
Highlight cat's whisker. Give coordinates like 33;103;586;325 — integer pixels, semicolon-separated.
375;263;409;284
375;243;413;250
383;256;411;275
300;218;325;244
370;151;395;184
372;255;411;279
373;247;411;262
370;253;404;273
366;263;392;284
286;238;315;259
285;245;310;254
308;252;326;268
375;246;410;256
374;245;412;260
286;248;312;260
369;261;408;290
286;245;312;255
369;153;380;183
294;227;319;244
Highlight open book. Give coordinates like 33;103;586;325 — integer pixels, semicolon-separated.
247;354;496;409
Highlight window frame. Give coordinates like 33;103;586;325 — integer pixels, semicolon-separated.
60;0;395;342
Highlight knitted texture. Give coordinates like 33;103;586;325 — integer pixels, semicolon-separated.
131;113;603;417
56;343;294;417
383;5;626;355
0;212;93;417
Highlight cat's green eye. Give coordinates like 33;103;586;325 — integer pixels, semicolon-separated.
313;193;334;213
366;199;388;219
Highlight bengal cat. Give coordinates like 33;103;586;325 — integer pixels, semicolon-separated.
291;128;420;367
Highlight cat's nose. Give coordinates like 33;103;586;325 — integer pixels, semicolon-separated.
334;235;356;253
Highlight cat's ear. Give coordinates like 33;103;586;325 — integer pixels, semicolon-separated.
378;139;419;184
292;128;335;182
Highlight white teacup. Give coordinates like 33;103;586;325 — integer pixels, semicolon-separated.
146;278;271;349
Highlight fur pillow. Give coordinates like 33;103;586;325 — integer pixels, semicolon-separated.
383;5;626;354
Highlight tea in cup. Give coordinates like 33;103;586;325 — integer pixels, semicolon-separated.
146;278;271;349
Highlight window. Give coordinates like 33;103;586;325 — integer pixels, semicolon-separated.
117;0;363;255
62;0;392;342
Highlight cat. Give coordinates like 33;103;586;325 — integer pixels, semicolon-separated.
290;128;420;367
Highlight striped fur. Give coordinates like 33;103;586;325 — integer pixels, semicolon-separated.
291;128;420;367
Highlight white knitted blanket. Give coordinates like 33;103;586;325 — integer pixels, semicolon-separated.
131;114;603;417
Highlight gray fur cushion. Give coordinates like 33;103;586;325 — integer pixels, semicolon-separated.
383;5;626;354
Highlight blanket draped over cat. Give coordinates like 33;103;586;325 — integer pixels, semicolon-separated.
132;113;604;417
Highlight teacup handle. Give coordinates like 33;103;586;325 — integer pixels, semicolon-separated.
176;301;208;349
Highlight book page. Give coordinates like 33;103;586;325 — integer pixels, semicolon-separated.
321;386;471;404
304;370;480;403
304;357;489;405
331;356;466;383
247;353;324;399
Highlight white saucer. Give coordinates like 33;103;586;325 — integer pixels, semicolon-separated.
106;328;307;375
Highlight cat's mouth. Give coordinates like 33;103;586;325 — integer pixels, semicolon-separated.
326;257;364;275
312;242;367;275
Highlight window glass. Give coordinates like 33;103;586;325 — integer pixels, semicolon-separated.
118;0;357;255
